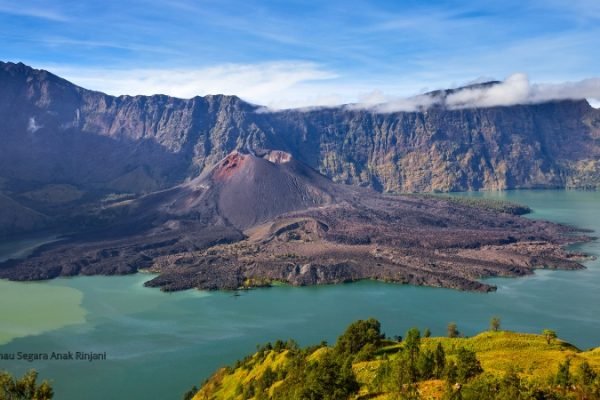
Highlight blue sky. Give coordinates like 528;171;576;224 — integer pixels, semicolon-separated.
1;0;599;108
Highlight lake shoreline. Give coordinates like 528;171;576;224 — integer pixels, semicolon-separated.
1;190;599;400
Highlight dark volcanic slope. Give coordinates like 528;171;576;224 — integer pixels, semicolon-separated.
0;151;590;292
177;150;342;229
114;150;344;231
1;61;599;239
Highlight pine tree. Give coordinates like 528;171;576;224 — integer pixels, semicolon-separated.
555;358;571;390
542;329;557;344
455;348;482;383
404;328;421;383
434;343;447;378
490;317;501;332
447;323;459;338
417;350;435;380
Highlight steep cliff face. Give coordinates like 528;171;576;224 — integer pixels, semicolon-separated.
1;61;599;199
290;101;600;192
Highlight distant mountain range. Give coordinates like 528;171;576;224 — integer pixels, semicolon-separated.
1;61;598;201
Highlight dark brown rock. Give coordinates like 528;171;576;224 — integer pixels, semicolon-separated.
0;151;591;292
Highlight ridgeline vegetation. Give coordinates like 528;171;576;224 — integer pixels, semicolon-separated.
0;369;53;400
190;318;600;400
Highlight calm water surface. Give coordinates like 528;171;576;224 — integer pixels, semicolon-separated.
0;190;599;399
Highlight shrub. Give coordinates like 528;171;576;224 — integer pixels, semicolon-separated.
334;318;383;356
447;322;459;338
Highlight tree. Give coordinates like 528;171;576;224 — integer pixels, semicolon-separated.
273;352;309;399
446;360;458;384
404;328;421;361
555;358;571;390
242;381;256;399
490;317;501;332
260;366;277;390
182;385;198;400
335;318;382;356
577;361;600;399
455;348;483;383
423;328;431;338
542;329;557;344
354;342;377;362
447;323;459;338
443;361;461;400
434;343;447;378
298;352;359;400
273;339;286;352
417;350;435;380
404;328;421;383
578;361;597;386
0;370;54;400
390;354;418;394
36;381;54;400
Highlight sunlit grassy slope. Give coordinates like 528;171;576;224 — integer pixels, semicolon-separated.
193;330;600;400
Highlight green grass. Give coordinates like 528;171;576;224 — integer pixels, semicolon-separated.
423;331;584;377
194;330;600;400
194;350;291;400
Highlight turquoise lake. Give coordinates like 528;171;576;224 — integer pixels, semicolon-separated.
0;190;599;399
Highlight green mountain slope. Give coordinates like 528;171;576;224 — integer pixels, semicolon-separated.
192;319;600;400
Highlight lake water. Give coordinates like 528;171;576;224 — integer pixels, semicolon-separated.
0;190;599;399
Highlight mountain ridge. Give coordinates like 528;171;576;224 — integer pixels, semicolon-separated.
1;61;599;239
1;61;598;196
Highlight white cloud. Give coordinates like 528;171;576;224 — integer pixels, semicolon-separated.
442;74;600;109
0;3;67;21
49;62;339;109
531;78;600;103
445;73;530;108
43;62;600;112
351;73;600;112
588;99;600;109
345;92;438;113
40;37;181;56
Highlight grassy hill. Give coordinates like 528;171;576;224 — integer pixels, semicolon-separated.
190;320;600;400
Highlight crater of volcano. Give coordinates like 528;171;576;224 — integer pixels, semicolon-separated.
0;150;591;292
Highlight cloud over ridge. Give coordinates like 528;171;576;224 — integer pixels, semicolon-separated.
353;73;600;113
48;62;600;112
